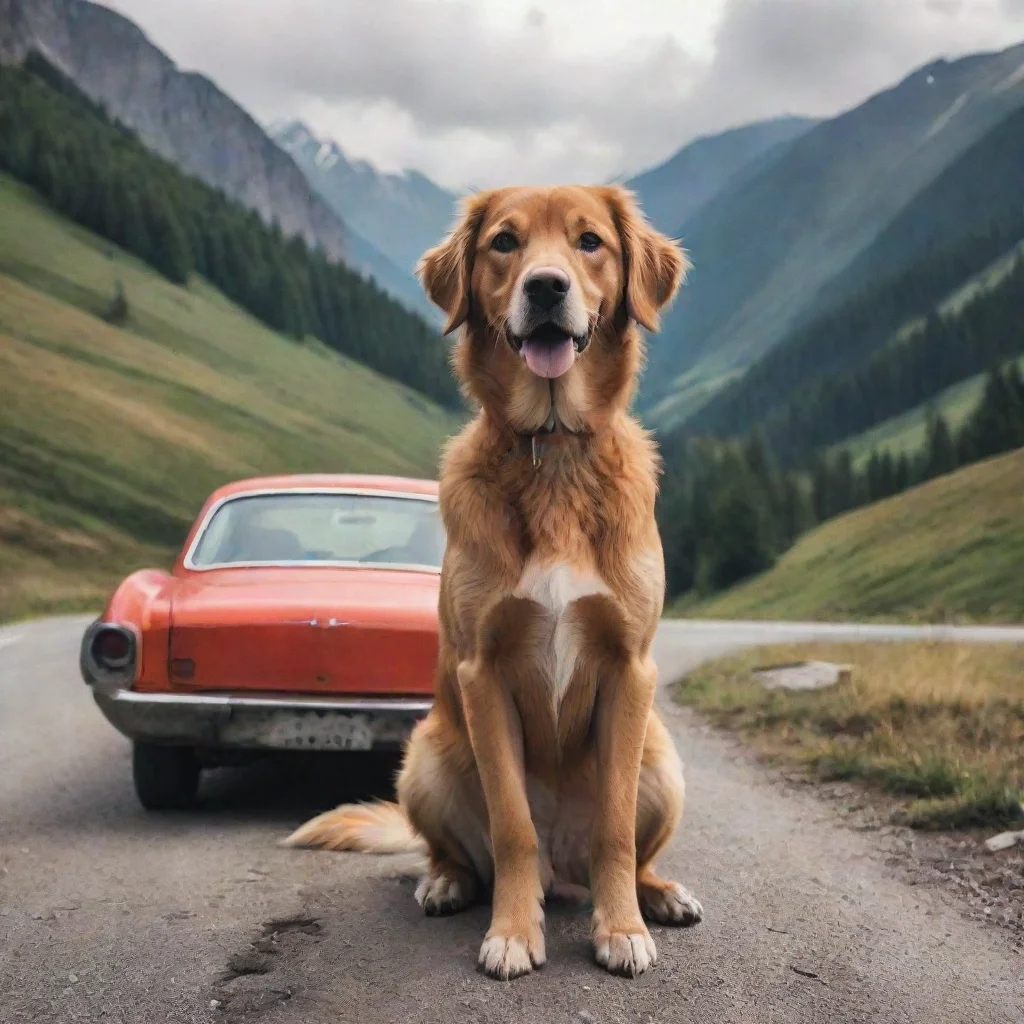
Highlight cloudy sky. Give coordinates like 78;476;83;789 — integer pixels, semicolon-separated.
105;0;1024;190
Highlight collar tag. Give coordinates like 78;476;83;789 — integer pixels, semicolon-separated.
531;435;541;467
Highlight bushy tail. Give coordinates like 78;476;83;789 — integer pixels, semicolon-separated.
281;800;427;856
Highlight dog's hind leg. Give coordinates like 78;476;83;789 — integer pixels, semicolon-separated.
634;713;703;927
397;715;491;918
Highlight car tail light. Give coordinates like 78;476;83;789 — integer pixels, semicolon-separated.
93;628;133;669
82;623;137;686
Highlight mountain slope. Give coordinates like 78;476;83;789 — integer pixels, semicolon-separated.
274;121;457;278
642;43;1024;424
0;57;458;405
684;99;1024;446
807;99;1024;320
0;0;431;316
625;116;815;235
691;447;1024;624
0;174;457;621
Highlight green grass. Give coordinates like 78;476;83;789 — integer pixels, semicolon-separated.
675;641;1024;830
684;447;1024;624
0;175;460;622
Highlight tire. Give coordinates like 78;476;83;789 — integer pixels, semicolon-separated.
132;742;201;811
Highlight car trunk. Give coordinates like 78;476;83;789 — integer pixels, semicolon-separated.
168;568;438;696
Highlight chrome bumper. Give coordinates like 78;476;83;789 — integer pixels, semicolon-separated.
91;688;432;752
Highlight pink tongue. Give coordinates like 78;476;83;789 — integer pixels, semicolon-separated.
522;337;575;379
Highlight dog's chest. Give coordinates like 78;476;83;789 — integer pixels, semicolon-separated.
514;559;610;709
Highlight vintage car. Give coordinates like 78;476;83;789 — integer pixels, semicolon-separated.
79;474;444;810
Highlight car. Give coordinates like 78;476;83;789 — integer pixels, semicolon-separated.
79;474;444;811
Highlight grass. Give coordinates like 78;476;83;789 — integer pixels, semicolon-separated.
0;175;460;622
686;447;1024;624
675;641;1024;830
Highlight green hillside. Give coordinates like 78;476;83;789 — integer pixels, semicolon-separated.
0;175;458;621
687;447;1024;624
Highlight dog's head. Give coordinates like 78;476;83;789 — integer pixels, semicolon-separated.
417;185;688;434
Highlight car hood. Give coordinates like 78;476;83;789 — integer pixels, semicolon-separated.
170;566;439;629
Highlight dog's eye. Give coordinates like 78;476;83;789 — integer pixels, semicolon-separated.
579;231;602;252
491;232;518;253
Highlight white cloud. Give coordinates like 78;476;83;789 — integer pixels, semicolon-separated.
103;0;1024;189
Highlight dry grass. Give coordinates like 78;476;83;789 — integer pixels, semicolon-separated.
676;641;1024;830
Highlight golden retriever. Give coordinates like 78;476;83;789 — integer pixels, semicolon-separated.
284;185;703;979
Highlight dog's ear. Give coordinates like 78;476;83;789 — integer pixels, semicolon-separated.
601;186;689;333
416;191;493;336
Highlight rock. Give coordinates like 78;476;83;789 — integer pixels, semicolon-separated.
753;661;852;691
984;830;1024;853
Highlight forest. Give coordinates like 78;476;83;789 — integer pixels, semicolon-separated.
0;55;461;409
656;359;1024;600
756;255;1024;465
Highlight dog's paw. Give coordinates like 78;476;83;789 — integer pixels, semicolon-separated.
639;880;703;927
592;926;657;977
414;871;476;916
478;928;546;980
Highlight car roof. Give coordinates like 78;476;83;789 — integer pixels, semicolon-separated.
206;474;439;502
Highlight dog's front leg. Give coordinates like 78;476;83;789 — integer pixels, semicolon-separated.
457;598;547;980
590;648;659;977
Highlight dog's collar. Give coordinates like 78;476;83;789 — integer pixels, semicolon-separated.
514;410;558;467
509;408;584;467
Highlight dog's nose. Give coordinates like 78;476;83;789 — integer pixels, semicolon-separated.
524;269;570;312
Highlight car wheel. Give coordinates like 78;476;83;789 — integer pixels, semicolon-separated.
132;742;201;810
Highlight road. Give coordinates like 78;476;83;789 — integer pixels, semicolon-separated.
3;615;1023;1024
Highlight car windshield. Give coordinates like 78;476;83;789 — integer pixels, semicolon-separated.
188;491;445;570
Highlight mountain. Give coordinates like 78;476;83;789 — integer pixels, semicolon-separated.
641;42;1024;426
625;116;816;236
806;100;1024;320
685;101;1024;448
273;121;457;278
0;0;433;318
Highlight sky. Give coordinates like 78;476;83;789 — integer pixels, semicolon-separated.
104;0;1024;191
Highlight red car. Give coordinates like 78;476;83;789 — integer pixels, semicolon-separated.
79;474;444;810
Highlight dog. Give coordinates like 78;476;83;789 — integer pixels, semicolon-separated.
284;184;703;980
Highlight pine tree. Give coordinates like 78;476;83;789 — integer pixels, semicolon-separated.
144;192;192;285
698;471;775;591
923;410;958;480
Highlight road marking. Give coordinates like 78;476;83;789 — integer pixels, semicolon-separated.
0;633;24;652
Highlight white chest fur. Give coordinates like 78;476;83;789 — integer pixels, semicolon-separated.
514;559;610;709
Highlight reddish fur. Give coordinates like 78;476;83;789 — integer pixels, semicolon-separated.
286;186;701;980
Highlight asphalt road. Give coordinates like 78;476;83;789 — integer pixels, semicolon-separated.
3;615;1024;1024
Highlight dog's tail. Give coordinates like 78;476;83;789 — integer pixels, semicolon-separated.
281;800;427;856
